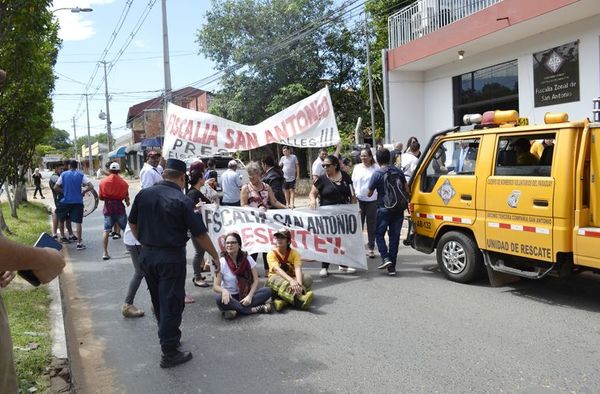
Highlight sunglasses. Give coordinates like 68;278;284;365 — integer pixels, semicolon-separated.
322;163;332;168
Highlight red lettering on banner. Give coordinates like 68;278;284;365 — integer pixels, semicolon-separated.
255;227;269;245
166;114;176;134
296;109;308;132
224;129;235;149
181;120;193;141
304;102;318;124
193;121;204;143
235;130;248;150
274;122;289;140
285;115;298;136
264;129;277;144
318;96;330;119
241;228;255;247
313;236;327;253
246;132;259;150
205;124;219;147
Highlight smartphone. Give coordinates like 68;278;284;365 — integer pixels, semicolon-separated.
17;233;63;287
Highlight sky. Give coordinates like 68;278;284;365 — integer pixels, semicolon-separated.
51;0;217;145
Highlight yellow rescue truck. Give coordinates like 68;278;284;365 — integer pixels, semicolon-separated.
409;110;599;283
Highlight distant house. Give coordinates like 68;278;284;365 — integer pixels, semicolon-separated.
126;87;213;144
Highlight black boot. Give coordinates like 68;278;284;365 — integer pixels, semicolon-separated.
160;346;192;368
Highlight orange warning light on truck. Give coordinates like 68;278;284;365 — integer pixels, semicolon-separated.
409;110;599;284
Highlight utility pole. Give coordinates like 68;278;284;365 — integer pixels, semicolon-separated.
85;93;94;175
71;117;78;161
100;60;112;152
161;0;172;135
364;12;377;143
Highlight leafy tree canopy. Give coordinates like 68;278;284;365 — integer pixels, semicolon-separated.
197;0;366;139
0;0;60;186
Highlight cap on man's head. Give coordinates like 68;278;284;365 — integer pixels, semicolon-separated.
165;158;186;173
228;160;238;169
189;160;205;174
109;162;121;171
147;150;161;158
273;228;291;240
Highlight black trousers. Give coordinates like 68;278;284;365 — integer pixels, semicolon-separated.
140;246;187;351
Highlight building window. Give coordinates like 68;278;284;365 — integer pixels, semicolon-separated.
453;60;518;126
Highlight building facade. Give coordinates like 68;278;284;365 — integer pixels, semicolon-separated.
386;0;600;145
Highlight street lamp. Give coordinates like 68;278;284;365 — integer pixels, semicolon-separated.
52;7;93;13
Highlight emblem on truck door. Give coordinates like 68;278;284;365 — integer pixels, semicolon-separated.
437;179;456;205
507;190;521;208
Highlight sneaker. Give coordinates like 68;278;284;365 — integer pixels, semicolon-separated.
377;258;392;270
109;231;116;237
160;350;192;368
367;249;375;258
102;254;110;261
60;237;70;244
319;268;328;278
52;234;58;240
338;266;357;274
297;291;314;310
112;233;121;240
273;299;287;312
254;302;272;314
222;310;237;319
76;243;86;250
121;303;144;318
387;270;397;276
69;235;78;242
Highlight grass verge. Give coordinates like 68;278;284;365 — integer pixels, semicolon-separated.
1;201;52;392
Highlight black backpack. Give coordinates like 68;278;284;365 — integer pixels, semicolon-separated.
382;168;409;212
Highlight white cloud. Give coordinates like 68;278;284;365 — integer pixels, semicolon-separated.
52;0;116;41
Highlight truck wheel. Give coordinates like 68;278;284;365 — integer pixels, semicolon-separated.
436;231;483;283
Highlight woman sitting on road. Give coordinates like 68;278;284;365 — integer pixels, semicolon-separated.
308;154;357;278
213;232;272;319
266;228;314;312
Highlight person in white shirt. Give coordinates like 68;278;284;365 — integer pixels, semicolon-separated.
401;141;420;182
352;148;379;258
139;151;163;189
278;146;300;208
311;148;328;182
221;160;242;206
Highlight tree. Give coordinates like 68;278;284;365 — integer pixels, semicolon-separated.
0;1;60;226
197;0;366;150
362;0;417;141
41;127;71;151
75;132;113;150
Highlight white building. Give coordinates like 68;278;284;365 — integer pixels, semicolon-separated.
386;0;600;145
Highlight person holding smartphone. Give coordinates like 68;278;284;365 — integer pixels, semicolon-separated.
0;236;65;393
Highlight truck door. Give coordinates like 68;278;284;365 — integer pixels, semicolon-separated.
485;132;556;262
575;124;600;268
413;138;480;240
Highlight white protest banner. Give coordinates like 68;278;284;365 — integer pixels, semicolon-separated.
201;204;366;269
162;87;339;159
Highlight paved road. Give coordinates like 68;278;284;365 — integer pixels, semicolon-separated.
61;187;600;393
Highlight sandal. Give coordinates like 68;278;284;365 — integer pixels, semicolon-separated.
192;277;210;288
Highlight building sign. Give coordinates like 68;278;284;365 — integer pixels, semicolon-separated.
533;41;579;107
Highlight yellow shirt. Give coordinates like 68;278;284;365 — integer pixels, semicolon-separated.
267;248;302;279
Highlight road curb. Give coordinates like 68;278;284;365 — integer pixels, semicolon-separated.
49;277;67;359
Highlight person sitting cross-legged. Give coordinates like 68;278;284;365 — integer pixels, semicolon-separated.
213;232;272;319
266;228;314;312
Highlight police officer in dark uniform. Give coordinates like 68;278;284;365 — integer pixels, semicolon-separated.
128;158;220;368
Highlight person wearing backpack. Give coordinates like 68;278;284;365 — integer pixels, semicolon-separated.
367;149;409;276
